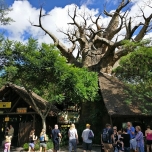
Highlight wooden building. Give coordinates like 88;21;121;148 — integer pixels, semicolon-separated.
0;83;59;146
99;73;152;131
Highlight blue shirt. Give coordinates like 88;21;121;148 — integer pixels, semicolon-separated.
52;129;60;143
135;131;144;147
127;126;135;139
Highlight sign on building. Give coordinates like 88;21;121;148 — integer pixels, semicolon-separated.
16;108;27;113
0;102;11;108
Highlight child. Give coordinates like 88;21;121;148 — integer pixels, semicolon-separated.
28;129;37;152
4;136;12;152
117;130;124;152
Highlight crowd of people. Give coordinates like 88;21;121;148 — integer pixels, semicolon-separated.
28;123;93;152
101;122;152;152
3;122;152;152
27;124;61;152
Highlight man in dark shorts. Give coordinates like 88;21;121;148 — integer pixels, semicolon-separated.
101;124;114;152
52;124;62;152
81;124;94;152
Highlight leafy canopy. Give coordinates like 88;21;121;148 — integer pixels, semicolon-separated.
0;38;99;103
0;0;14;25
114;39;152;114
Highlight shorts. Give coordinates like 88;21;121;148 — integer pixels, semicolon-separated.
40;142;47;148
53;141;59;150
83;142;92;150
4;143;11;149
29;143;34;148
147;140;152;145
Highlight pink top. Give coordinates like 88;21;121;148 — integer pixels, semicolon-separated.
146;133;152;140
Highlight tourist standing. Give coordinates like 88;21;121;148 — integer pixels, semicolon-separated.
7;125;14;139
121;128;130;152
101;124;114;152
68;124;78;152
127;122;136;152
52;124;62;152
145;125;152;152
4;136;11;152
135;126;144;152
82;124;94;152
39;129;47;152
28;129;37;152
112;126;118;152
126;122;135;139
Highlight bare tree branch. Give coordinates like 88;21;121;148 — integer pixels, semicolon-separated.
104;10;113;17
134;13;152;41
30;6;80;66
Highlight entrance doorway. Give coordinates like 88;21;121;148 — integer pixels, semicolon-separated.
0;114;36;146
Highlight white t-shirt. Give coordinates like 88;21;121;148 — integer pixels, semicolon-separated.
68;128;77;140
82;128;94;143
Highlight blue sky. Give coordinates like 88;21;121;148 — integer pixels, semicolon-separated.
6;0;110;11
1;0;152;47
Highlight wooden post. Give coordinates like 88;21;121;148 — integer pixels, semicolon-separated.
110;115;113;126
33;114;35;129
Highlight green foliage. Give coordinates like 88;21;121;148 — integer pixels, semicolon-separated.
34;142;40;150
23;143;29;151
0;0;14;25
60;127;68;146
0;38;99;104
23;140;53;151
114;39;152;113
46;139;53;149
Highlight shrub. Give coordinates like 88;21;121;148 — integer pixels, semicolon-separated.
23;143;29;151
23;139;53;151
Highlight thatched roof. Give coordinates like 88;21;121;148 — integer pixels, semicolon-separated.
0;83;59;116
99;73;152;116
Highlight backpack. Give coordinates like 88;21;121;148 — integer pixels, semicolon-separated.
102;129;109;142
88;130;94;140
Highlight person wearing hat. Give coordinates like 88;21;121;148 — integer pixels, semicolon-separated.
68;124;78;152
4;136;12;152
82;124;94;152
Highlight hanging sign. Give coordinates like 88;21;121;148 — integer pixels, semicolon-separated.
0;102;11;108
16;108;27;113
5;117;9;121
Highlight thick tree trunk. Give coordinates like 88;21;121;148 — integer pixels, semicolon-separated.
82;51;115;74
41;116;46;130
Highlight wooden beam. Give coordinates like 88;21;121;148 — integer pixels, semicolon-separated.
0;112;37;115
109;115;113;126
9;97;21;112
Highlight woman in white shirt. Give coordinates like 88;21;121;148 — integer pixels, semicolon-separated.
68;124;78;152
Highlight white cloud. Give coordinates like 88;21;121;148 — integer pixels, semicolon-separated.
0;0;151;55
1;1;99;45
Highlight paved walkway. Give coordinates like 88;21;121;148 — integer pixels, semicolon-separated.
1;145;101;152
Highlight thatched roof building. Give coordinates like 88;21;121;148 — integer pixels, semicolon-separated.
99;73;152;129
0;83;59;146
0;83;59;115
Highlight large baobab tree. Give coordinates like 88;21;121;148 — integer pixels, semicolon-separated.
32;0;152;74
